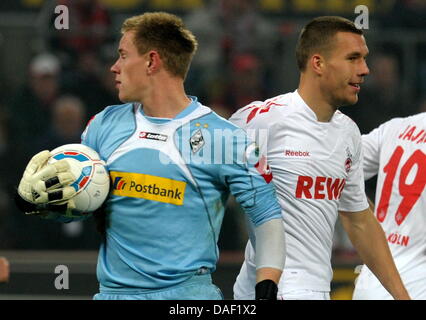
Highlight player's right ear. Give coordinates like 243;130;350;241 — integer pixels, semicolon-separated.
146;50;162;75
310;54;324;75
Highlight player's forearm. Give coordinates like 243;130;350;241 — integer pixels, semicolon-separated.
254;218;286;278
253;218;286;296
256;267;282;284
340;210;410;300
356;223;409;300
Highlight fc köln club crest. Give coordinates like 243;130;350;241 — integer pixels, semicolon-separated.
344;147;353;173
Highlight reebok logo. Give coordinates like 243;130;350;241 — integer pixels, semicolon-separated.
110;171;186;205
284;150;310;157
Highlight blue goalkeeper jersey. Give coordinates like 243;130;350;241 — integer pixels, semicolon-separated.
81;96;281;291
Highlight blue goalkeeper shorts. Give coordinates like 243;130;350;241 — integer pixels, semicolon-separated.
93;273;223;300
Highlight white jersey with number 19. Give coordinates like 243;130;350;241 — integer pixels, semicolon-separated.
353;112;426;300
230;90;369;297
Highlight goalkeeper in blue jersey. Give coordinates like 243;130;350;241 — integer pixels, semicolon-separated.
15;12;286;300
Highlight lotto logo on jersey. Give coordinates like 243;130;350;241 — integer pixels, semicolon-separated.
139;131;168;142
110;171;186;205
295;176;346;200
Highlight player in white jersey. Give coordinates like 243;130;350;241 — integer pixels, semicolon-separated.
230;16;410;300
15;12;286;300
353;113;426;299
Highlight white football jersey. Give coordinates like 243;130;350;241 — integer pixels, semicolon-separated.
230;90;369;291
354;112;426;299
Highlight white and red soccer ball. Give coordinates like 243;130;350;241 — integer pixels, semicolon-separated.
48;144;110;214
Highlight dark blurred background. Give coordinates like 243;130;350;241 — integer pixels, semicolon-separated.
0;0;425;299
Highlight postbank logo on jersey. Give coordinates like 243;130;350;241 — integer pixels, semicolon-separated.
110;171;186;205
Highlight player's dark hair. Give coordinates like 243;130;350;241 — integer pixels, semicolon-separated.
122;12;198;80
296;16;363;71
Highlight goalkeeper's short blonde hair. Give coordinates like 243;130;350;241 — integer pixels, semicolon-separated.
122;12;198;80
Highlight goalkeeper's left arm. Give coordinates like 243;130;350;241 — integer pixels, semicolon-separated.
15;150;81;222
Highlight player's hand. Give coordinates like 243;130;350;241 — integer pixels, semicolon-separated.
16;150;77;215
255;279;278;300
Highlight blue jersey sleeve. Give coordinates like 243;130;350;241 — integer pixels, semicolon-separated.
81;114;102;151
218;128;282;227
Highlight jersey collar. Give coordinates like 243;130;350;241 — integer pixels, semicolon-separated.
138;96;199;123
293;90;337;124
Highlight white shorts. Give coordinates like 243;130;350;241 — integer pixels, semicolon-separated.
233;256;329;300
353;265;426;300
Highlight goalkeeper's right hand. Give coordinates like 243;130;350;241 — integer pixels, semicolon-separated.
15;150;77;216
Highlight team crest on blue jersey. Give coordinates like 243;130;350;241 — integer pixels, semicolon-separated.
190;129;205;153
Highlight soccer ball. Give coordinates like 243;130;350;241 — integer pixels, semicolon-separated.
48;144;110;214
